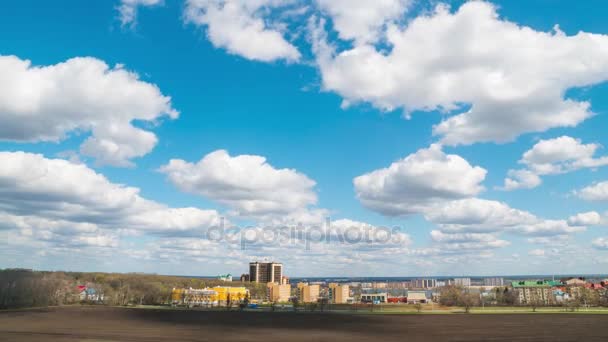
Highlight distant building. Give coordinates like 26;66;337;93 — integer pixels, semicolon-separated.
297;283;320;303
361;292;387;303
406;291;429;304
281;276;290;285
454;278;471;287
218;274;232;282
240;274;250;282
483;277;504;287
171;287;248;307
249;262;283;284
511;281;561;305
564;277;586;286
411;279;437;289
77;285;87;301
267;283;291;303
329;283;350;304
372;282;388;289
387;282;409;289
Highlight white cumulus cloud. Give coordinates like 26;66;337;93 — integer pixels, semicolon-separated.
316;0;411;44
528;249;545;257
592;237;608;250
354;144;487;216
0;151;222;238
159;149;318;218
184;0;301;62
430;230;509;251
568;211;602;226
311;1;608;145
425;198;585;237
502;136;608;190
117;0;163;27
576;181;608;201
0;55;178;167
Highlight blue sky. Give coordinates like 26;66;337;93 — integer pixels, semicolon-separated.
1;0;607;277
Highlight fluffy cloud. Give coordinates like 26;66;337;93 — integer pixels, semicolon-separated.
593;237;608;250
117;0;163;27
502;136;608;190
0;55;178;167
0;213;119;248
184;0;301;62
576;181;608;201
354;144;487;216
501;169;542;191
160;150;318;218
425;198;585;237
0;151;222;238
528;249;545;257
430;230;509;251
316;0;410;43
312;1;608;145
425;198;536;232
568;211;602;226
527;235;572;247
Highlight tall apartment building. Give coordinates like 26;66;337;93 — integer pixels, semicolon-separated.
483;277;504;287
454;278;471;287
297;282;320;303
411;279;437;289
328;283;350;304
249;262;283;284
267;283;291;303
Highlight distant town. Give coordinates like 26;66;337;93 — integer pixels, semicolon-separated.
166;261;608;310
2;264;607;312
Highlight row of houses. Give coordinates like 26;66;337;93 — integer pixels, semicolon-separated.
266;282;352;304
346;277;505;290
512;278;608;305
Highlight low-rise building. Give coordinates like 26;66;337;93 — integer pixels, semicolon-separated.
454;278;471;287
483;277;505;287
361;292;387;303
218;274;232;282
267;283;291;303
406;291;428;304
297;283;320;303
564;277;586;286
171;286;249;307
329;283;350;304
511;281;561;305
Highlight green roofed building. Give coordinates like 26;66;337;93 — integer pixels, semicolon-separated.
511;280;563;305
511;280;562;288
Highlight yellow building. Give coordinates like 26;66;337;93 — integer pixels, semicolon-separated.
267;283;291;302
171;287;248;307
213;286;248;303
171;288;218;307
297;283;320;303
329;283;350;304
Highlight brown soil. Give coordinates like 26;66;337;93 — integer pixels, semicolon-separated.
0;306;606;341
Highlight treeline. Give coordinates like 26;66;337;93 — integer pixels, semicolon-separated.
0;269;266;310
